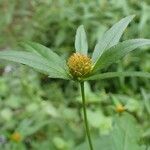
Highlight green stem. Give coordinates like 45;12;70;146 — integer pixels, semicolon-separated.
80;82;94;150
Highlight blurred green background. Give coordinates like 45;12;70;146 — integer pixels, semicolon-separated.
0;0;150;150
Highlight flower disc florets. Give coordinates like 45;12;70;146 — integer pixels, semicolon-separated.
67;53;92;78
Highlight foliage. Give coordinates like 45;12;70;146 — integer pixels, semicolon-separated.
0;16;150;80
75;113;143;150
0;0;150;150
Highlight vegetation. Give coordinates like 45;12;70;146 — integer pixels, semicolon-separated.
0;0;150;150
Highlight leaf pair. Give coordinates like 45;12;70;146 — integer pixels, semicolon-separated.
75;16;137;63
93;39;150;72
0;42;70;79
74;15;150;80
92;15;135;64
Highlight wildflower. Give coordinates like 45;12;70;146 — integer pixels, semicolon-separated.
0;15;150;150
116;104;126;113
10;132;22;142
67;53;92;78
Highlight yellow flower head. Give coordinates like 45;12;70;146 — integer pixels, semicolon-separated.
116;104;126;113
67;53;92;78
10;132;22;142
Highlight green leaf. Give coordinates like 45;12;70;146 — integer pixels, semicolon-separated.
141;88;150;115
93;39;150;72
85;71;150;81
92;15;135;63
20;41;67;70
75;25;88;55
75;113;142;150
0;51;70;79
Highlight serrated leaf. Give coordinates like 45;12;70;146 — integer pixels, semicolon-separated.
85;72;150;81
92;15;135;63
20;41;67;70
93;39;150;72
0;51;70;79
75;25;88;55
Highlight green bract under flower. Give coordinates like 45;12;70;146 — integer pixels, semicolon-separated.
67;53;92;78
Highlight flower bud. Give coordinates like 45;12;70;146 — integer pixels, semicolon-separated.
10;132;22;142
116;104;126;113
67;53;92;78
